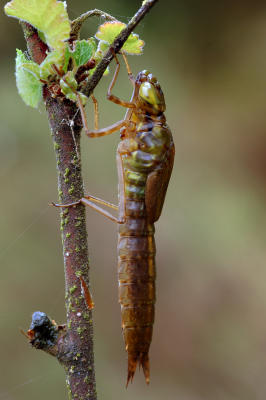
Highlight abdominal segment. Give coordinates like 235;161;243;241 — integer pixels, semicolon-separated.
118;208;156;385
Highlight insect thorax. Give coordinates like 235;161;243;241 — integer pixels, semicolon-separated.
120;113;172;204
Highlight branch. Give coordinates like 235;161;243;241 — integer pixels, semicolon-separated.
82;0;159;98
43;88;97;399
71;9;117;40
20;22;97;400
22;312;67;358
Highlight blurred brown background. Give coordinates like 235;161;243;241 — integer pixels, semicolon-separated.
1;0;266;399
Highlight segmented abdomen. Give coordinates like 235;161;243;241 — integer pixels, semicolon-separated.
118;200;155;385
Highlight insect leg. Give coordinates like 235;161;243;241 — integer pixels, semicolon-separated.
76;92;90;135
83;195;118;210
76;87;136;138
51;200;81;207
91;94;99;130
84;118;135;138
52;193;118;210
76;93;133;138
81;198;123;223
106;52;135;108
121;52;135;86
52;197;122;224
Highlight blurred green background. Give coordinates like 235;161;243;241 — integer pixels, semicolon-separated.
1;0;266;399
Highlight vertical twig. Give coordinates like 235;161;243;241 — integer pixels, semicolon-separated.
44;91;97;399
21;22;97;400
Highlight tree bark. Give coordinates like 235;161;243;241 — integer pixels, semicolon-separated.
45;92;97;399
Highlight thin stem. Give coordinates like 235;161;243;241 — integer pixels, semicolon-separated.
71;9;117;39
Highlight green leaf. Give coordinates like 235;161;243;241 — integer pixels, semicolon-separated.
19;62;40;80
88;41;109;77
60;71;78;102
15;49;42;108
95;21;145;55
4;0;70;50
71;39;97;68
103;66;110;76
59;72;88;105
121;32;145;55
61;90;77;103
95;22;124;44
61;71;78;90
37;29;46;44
39;49;65;79
95;40;109;60
63;45;71;73
88;65;109;77
79;92;88;106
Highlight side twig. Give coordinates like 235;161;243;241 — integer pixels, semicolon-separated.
71;9;117;40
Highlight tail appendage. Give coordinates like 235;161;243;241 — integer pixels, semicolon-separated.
127;351;150;386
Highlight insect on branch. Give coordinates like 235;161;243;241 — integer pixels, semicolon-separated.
16;0;161;397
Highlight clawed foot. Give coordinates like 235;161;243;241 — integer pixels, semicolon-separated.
50;200;81;208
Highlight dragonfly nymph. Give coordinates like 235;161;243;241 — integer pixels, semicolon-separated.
54;54;175;385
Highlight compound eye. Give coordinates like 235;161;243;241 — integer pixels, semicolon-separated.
139;81;166;112
139;82;158;106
